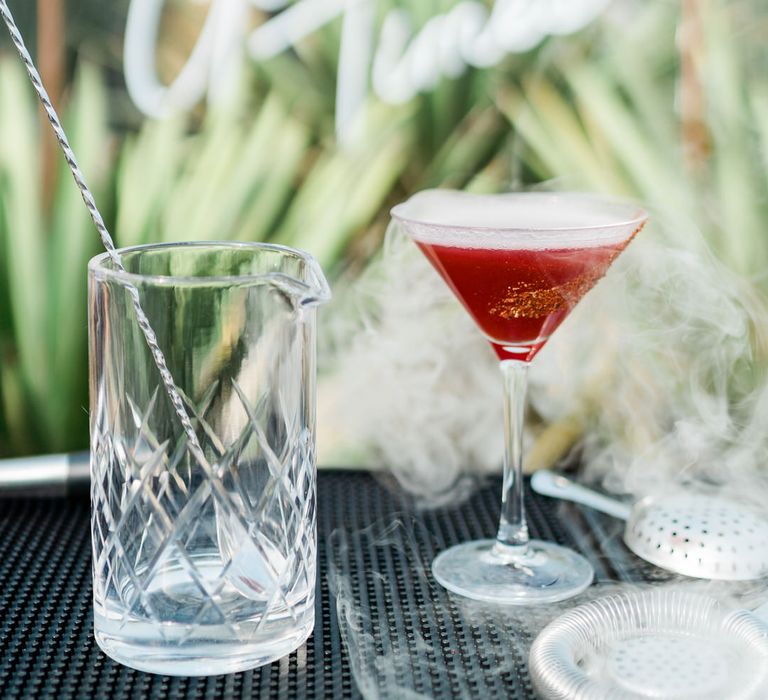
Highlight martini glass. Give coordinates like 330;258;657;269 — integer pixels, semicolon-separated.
391;190;647;604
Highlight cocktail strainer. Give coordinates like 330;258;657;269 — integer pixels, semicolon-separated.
531;471;768;580
529;589;768;700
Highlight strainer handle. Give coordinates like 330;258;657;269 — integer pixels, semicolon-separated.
531;471;632;521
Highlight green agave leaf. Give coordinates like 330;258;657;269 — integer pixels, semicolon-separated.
275;105;403;256
565;63;689;214
163;93;308;243
256;53;333;123
602;2;679;154
0;354;35;455
315;133;410;265
418;71;480;158
0;58;50;442
751;87;768;184
48;60;111;449
700;0;765;275
162;109;246;242
208;95;301;240
464;144;515;194
497;85;575;182
0;178;9;452
115;114;186;246
0;163;11;340
235;111;310;242
420;106;507;189
507;77;628;194
278;102;414;267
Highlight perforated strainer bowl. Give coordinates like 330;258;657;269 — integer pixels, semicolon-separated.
531;472;768;580
529;589;768;700
624;494;768;580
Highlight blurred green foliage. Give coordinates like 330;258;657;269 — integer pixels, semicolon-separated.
498;1;768;281
0;0;765;456
0;3;507;455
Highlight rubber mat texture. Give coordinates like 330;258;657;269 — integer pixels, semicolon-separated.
0;471;625;699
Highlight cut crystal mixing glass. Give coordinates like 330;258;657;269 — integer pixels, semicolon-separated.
392;190;647;604
89;242;330;675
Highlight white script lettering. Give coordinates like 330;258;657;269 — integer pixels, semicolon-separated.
123;0;609;142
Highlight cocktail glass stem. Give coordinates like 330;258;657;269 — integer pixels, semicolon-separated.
495;360;530;553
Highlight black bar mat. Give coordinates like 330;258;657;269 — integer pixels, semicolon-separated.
0;471;638;699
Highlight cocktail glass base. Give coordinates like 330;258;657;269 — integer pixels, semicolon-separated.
432;539;594;605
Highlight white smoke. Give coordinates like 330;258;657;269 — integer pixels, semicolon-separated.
539;213;768;501
318;205;768;501
318;226;503;499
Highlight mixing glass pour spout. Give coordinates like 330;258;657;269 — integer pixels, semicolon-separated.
264;247;331;310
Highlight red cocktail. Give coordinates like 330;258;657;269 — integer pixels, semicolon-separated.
392;190;646;605
416;239;633;362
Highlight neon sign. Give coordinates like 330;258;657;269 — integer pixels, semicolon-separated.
124;0;609;142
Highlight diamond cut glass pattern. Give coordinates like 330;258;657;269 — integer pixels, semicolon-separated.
88;243;329;675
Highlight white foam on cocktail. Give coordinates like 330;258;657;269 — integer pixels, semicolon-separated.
391;189;644;249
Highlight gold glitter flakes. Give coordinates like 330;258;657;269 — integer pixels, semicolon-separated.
489;270;605;319
489;224;644;321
